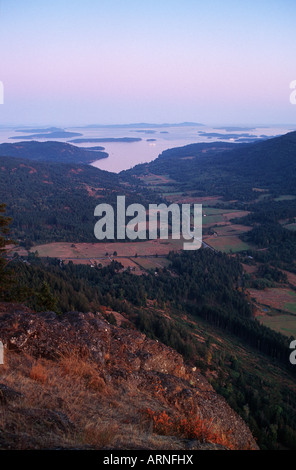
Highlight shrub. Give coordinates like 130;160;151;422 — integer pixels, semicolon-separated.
142;408;235;450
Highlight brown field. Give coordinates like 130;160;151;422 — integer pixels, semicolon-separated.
252;187;268;193
248;287;296;315
6;244;28;257
241;263;258;275
31;238;184;260
132;256;171;271
223;211;250;221
282;270;296;288
137;173;175;185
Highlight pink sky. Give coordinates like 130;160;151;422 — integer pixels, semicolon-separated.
0;0;295;126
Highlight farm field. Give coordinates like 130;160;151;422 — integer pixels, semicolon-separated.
241;263;258;275
248;287;296;315
284;223;296;231
131;256;171;271
205;235;252;253
259;313;296;338
213;224;252;237
202;209;250;228
274;195;296;202
164;194;224;205
248;286;296;337
137;173;175;185
282;270;296;288
30;237;184;260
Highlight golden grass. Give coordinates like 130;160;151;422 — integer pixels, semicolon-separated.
0;349;191;450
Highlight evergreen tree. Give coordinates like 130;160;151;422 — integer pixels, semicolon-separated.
35;281;58;312
0;203;13;297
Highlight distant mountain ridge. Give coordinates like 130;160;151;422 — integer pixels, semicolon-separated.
76;122;204;128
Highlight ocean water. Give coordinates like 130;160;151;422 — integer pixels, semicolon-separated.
0;124;294;173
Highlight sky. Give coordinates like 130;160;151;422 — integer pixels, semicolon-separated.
0;0;296;126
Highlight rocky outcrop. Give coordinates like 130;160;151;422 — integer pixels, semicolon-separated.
0;303;258;450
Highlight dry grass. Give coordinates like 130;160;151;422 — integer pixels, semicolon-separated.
57;348;107;393
0;349;191;450
0;350;118;449
29;361;48;384
82;422;119;447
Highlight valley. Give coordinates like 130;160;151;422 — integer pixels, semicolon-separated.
1;131;296;450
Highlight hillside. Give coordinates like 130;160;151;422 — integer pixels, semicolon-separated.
0;141;108;164
0;155;117;244
4;249;296;450
0;302;257;450
1;131;296;451
0;154;157;244
125;131;296;199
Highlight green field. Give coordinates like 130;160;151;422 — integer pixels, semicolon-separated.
274;195;296;202
213;224;252;237
285;223;296;231
206;235;252;253
202;214;225;225
285;300;296;314
203;207;230;215
259;313;296;338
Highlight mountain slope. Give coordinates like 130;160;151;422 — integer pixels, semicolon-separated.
0;154;156;244
0;303;258;450
125;131;296;199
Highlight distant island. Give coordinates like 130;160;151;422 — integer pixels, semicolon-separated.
68;137;142;143
132;130;156;134
197;131;260;140
213;126;257;132
14;127;65;133
79;146;105;151
10;130;83;140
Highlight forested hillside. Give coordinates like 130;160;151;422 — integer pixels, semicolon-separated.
3;250;296;450
0;141;108;164
0;155;157;244
125;131;296;200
